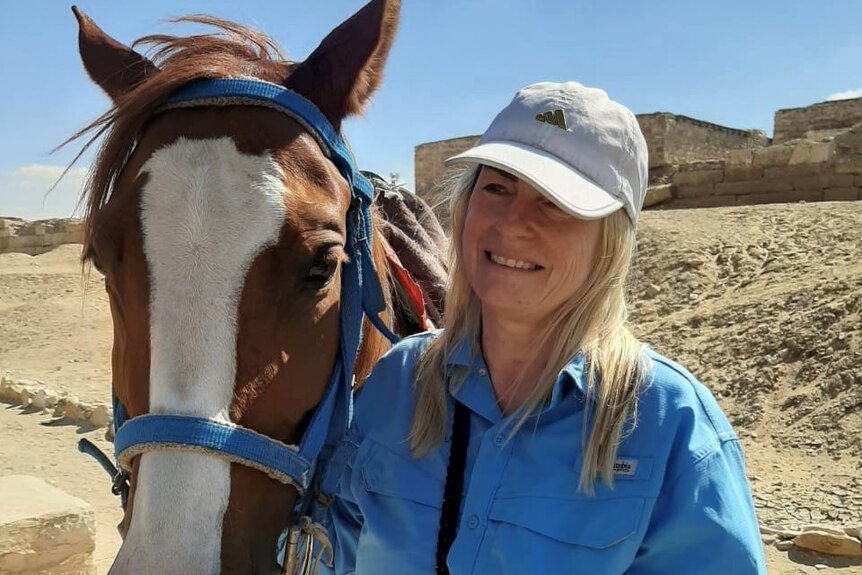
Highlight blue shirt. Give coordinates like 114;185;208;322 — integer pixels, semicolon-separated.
315;332;766;574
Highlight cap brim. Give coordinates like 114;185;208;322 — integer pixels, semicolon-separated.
444;140;623;220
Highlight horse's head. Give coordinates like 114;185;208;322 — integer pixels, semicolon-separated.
72;2;399;572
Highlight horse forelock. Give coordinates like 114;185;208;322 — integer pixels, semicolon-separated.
71;16;297;254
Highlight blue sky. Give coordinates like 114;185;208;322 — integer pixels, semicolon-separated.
1;0;860;219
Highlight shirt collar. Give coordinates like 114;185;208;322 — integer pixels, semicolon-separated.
445;334;476;368
445;335;589;421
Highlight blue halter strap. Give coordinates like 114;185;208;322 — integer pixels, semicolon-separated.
84;78;399;503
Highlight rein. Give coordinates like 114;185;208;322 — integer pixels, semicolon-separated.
78;77;400;571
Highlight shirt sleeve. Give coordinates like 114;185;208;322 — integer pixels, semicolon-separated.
629;439;766;575
315;436;363;575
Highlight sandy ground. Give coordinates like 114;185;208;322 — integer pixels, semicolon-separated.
1;201;860;573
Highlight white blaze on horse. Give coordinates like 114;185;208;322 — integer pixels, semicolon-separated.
67;1;441;573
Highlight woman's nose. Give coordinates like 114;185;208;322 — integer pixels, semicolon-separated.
495;197;538;236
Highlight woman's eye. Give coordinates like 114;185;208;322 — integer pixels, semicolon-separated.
482;183;509;195
541;199;564;212
305;250;341;290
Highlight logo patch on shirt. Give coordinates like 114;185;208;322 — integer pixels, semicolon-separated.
613;458;638;476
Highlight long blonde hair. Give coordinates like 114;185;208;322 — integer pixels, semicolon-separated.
408;165;649;493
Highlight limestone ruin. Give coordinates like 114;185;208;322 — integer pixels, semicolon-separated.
0;219;83;256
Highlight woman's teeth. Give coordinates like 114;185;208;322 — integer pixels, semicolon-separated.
489;252;539;270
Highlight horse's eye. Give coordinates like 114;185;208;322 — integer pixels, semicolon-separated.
305;249;341;290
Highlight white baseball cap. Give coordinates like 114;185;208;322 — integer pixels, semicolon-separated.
445;81;648;222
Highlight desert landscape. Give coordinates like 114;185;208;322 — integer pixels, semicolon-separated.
1;200;860;573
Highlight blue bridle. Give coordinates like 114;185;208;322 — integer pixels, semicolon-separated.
80;78;399;512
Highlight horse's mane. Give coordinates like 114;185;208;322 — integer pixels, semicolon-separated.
64;16;298;247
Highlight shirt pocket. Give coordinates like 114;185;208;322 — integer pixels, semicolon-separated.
353;439;445;573
478;492;646;575
360;439;445;508
489;494;644;549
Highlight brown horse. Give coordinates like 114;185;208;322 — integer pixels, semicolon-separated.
69;1;413;573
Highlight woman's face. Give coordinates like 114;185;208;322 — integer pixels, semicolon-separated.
461;165;604;323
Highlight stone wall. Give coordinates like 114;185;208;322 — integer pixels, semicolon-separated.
0;218;83;255
774;97;862;143
648;134;862;209
638;113;768;169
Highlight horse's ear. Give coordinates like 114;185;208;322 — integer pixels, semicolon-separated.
72;6;158;101
285;0;400;130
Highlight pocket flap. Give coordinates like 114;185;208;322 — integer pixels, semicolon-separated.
489;495;644;549
361;441;444;508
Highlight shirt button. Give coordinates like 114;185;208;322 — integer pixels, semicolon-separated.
493;434;505;447
477;368;487;377
466;515;480;529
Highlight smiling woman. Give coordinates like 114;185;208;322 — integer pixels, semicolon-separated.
314;82;768;575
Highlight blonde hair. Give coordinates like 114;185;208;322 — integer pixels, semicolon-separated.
408;165;649;493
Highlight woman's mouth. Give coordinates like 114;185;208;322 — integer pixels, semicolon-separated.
486;251;542;271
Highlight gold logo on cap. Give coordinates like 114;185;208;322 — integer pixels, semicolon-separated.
535;109;567;130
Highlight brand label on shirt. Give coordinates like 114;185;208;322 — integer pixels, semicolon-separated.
613;458;638;476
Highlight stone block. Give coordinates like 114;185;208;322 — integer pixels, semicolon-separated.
834;160;862;174
724;166;763;181
823;187;860;201
727;149;754;166
0;379;24;403
788;142;833;165
793;174;856;191
793;530;862;558
856;175;862;187
674;183;715;198
44;232;79;247
0;236;11;251
672;169;724;187
715;178;795;196
752;146;794;167
62;221;83;234
0;475;96;574
802;524;851;536
0;227;11;237
9;235;46;249
87;404;112;428
644;184;673;207
763;163;828;180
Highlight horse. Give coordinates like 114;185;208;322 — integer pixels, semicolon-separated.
67;1;442;572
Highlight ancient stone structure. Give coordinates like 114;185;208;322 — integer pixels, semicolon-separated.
0;218;83;255
0;475;96;574
637;113;768;168
415;98;862;228
774;97;862;143
414;136;481;226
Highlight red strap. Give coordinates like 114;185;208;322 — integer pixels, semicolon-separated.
383;245;429;331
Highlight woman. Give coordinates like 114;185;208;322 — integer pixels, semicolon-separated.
318;82;766;574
